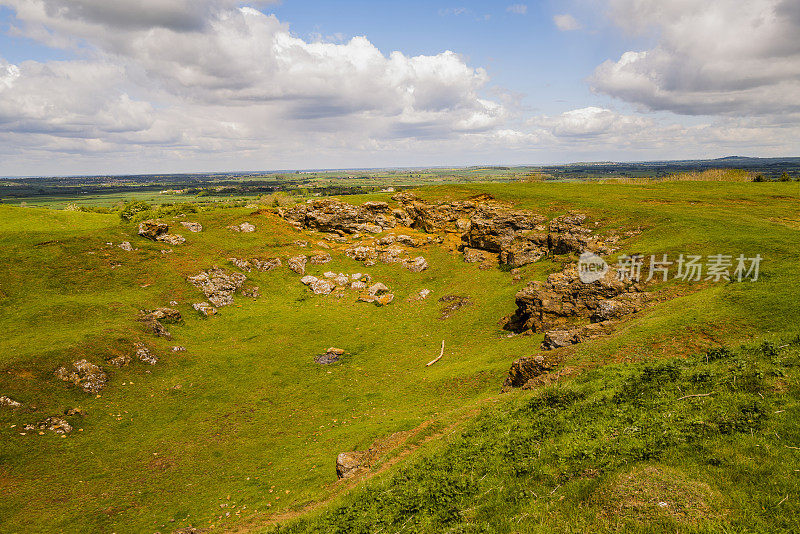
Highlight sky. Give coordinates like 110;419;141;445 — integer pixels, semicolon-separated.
0;0;798;176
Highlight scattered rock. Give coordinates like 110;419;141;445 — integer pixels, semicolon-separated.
180;221;203;232
375;294;394;306
171;346;186;352
188;268;247;307
311;279;335;295
333;273;350;287
351;281;367;290
135;344;158;365
254;257;282;271
227;222;255;233
310;252;332;265
287;255;308;275
242;286;260;298
140;307;182;324
368;282;389;296
138;220;169;240
336;450;377;479
118;241;135;252
0;395;22;408
418;289;431;300
301;275;319;286
156;234;186;246
55;360;107;394
315;347;345;365
403;256;429;273
25;416;72;434
193;302;218;317
64;407;86;416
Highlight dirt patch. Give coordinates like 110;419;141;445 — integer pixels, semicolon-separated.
594;464;724;526
438;295;472;319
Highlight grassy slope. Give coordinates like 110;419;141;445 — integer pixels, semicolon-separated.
0;181;798;533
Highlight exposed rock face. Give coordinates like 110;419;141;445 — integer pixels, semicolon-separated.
181;221;203;232
505;265;645;334
55;360;107;394
281;199;396;235
188;268;247;307
287;255;308;275
502;355;558;390
0;395;22;408
336;450;377;479
138;220;169;240
541;322;614;351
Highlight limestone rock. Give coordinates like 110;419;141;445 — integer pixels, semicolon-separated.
287;255;308;275
55;360;107;394
252;257;282;271
333;273;350;287
192;302;217;317
135;344;158;365
301;275;319;286
156;233;186;246
368;282;389;296
439;295;472;319
315;347;344;365
0;395;22;408
138;220;169;240
310;252;332;265
141;307;182;324
118;241;134;251
188;268;247;307
311;279;335;295
403;256;429;273
375;293;394;306
26;416;72;434
418;289;431;300
351;281;367;290
227;222;256;233
180;221;203;232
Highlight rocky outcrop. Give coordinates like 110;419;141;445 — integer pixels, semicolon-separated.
336;450;377;479
138;220;169;240
504;265;646;334
55;360;107;394
229;257;282;272
281;199;395;235
157;234;186;246
192;302;217;317
188;268;247;307
541;322;614;351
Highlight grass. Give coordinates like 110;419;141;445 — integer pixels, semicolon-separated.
0;179;798;533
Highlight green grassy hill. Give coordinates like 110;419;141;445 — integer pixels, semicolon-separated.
0;180;798;533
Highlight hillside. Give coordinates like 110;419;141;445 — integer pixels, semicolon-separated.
0;180;799;533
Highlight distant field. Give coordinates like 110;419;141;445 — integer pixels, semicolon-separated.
0;180;799;533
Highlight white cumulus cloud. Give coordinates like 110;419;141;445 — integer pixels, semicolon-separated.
553;13;582;31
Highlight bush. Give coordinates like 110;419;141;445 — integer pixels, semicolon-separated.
119;200;151;220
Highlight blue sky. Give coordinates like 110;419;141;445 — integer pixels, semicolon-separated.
0;0;797;176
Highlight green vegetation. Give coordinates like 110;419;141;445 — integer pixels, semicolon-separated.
0;178;799;533
277;339;800;533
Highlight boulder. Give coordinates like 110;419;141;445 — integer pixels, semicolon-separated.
55;360;107;394
141;307;182;324
287;255;308;275
227;222;255;233
181;221;202;232
138;220;169;240
311;279;335;295
351;281;367;290
368;282;389;296
333;273;350;287
252;257;282;271
375;294;394;306
403;256;429;273
118;241;134;251
301;275;319;286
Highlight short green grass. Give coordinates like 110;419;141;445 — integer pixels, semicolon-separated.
0;180;798;533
